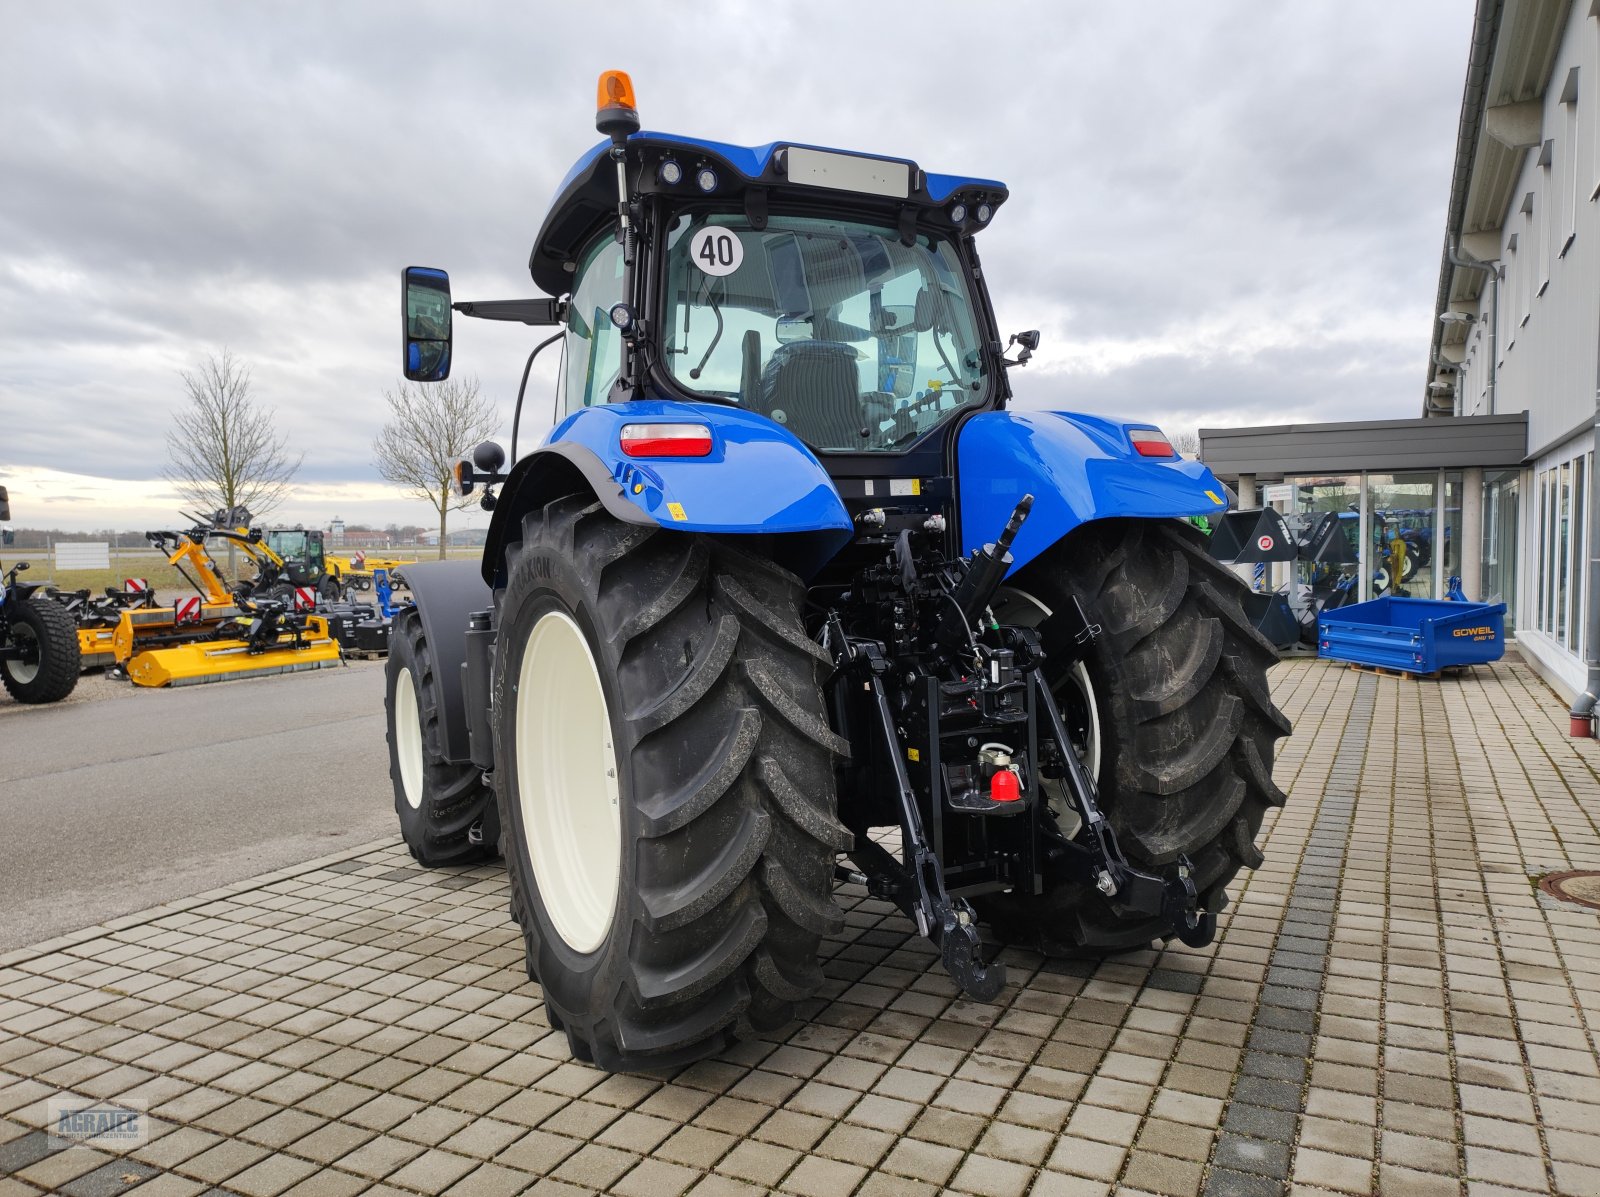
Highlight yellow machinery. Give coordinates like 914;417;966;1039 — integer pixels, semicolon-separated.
105;530;252;668
124;608;341;687
112;513;342;686
325;551;417;597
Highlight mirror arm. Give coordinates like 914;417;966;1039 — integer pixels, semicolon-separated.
453;298;566;326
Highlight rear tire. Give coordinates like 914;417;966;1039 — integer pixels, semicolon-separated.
386;610;498;866
982;518;1290;952
1;597;80;704
494;498;849;1071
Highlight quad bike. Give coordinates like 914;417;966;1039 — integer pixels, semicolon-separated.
380;73;1289;1070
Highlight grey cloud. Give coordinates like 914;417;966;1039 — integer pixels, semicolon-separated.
0;0;1470;529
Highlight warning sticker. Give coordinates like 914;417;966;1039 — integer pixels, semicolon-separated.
888;479;921;497
689;227;744;277
666;502;688;522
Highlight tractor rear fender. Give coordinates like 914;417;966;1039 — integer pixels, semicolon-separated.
394;560;492;766
957;410;1231;574
482;400;854;588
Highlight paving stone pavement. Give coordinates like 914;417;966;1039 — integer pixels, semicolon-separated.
2;656;1598;1197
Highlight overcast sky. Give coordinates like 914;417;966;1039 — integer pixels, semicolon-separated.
0;1;1472;533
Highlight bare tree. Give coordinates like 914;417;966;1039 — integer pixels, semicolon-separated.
165;349;302;522
373;376;499;559
1170;429;1201;458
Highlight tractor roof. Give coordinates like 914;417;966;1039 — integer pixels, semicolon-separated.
527;132;1008;297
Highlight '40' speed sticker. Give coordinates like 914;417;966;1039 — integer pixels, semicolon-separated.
689;227;744;276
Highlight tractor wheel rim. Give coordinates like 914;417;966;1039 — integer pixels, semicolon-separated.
395;666;424;810
1063;659;1102;780
515;609;622;955
992;587;1102;777
6;623;40;684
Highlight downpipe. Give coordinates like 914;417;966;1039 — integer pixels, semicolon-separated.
1447;240;1498;415
1571;392;1600;736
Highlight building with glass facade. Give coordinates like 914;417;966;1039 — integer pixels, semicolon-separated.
1204;0;1600;706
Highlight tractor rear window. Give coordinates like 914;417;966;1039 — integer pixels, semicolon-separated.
661;213;989;452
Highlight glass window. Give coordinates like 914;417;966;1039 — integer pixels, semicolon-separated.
1481;469;1520;632
1573;455;1587;656
1546;470;1559;632
1366;472;1439;599
660;212;989;452
1558;461;1572;645
1290;475;1362;608
1441;472;1463;596
562;237;627;415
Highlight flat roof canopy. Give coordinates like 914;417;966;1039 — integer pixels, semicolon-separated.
1199;413;1527;480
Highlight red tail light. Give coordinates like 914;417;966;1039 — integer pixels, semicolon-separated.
1129;428;1176;458
620;423;714;457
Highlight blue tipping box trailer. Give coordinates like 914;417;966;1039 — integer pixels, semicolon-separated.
1317;596;1506;674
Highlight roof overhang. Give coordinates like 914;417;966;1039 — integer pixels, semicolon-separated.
1200;413;1529;477
1425;0;1576;415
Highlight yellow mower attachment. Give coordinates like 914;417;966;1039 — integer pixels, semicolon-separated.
110;602;246;666
77;626;119;669
125;614;341;688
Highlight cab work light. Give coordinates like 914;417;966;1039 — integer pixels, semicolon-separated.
1128;428;1176;458
620;423;714;457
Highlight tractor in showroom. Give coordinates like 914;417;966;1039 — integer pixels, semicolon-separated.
384;72;1289;1071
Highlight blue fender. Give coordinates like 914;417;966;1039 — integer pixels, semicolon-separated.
485;401;853;583
958;411;1229;573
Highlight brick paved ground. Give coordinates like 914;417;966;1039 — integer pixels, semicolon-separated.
1;656;1597;1196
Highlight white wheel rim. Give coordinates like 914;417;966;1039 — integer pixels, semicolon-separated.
1063;659;1102;780
515;609;622;955
395;666;424;810
6;623;40;684
992;587;1102;778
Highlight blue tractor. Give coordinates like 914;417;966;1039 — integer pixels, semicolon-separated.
0;486;81;704
385;73;1289;1071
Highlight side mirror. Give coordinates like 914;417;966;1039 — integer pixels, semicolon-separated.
775;316;815;344
403;267;453;382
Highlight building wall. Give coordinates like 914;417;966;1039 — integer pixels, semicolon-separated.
1456;2;1600;459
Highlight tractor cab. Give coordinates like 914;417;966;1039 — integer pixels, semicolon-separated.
521;128;1012;466
262;528;327;588
401;73;1050;575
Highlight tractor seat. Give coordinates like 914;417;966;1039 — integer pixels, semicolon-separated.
758;341;864;450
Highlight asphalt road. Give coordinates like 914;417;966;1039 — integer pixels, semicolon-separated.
0;660;403;951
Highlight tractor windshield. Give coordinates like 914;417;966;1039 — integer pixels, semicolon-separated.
661;212;990;452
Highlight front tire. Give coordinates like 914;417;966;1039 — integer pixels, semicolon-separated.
385;610;498;865
983;518;1290;952
494;498;849;1071
1;597;80;704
